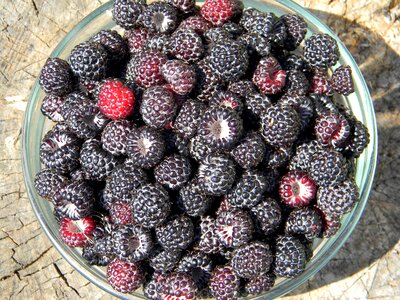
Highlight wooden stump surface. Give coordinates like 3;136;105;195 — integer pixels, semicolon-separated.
0;0;399;299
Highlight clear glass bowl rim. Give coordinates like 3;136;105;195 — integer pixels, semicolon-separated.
22;0;378;299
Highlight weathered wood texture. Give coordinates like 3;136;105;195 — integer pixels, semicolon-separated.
0;0;399;299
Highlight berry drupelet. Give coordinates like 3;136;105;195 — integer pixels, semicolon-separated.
209;265;240;300
209;90;243;115
158;272;198;300
245;273;275;295
279;170;317;208
260;104;301;149
231;242;273;279
59;216;96;248
309;148;348;187
34;169;68;200
274;235;306;278
52;180;95;220
149;248;182;273
174;99;206;139
156;214;194;251
230;132;265;169
154;154;192;190
200;0;242;26
178;179;213;217
253;56;287;95
330;65;355;96
198;154;236;196
226;170;268;209
289;140;323;172
98;79;135;120
216;209;253;248
314;112;351;148
126;126;165;169
63;96;109;140
250;197;282;236
112;224;153;262
41;94;65;122
90;30;128;63
39;58;73;96
303;34;339;69
209;40;249;82
106;258;144;293
125;50;167;88
317;179;359;217
140;2;178;34
112;0;145;30
68;42;108;80
161;59;197;95
124;27;150;55
79;138;119;181
140;85;177;129
101;119;136;156
132;183;171;228
176;251;213;289
198;107;243;151
102;159;148;208
280;14;307;51
279;94;314;131
39;129;81;173
285;207;323;240
170;28;204;63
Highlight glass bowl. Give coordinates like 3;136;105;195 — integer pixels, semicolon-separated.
22;0;378;299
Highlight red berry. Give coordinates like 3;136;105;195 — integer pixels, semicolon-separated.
59;216;96;247
315;112;350;148
161;60;196;95
310;69;333;95
127;50;168;88
124;27;150;55
209;265;240;300
106;258;144;293
253;56;287;95
279;171;317;208
200;0;242;26
98;79;135;119
158;272;198;300
178;15;212;35
109;203;135;225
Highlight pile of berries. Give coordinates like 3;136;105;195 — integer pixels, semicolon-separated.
35;0;369;298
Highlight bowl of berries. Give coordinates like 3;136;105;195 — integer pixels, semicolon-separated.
22;0;377;298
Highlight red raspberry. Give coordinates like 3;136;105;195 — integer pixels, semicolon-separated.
310;69;333;95
109;203;135;225
279;171;317;208
253;56;287;95
106;258;144;293
200;0;242;26
127;50;168;88
315;112;351;148
161;60;196;95
178;15;212;35
59;216;96;247
98;79;135;119
124;27;150;55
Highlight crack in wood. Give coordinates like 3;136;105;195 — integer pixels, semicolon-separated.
30;0;39;16
0;247;52;281
53;263;81;297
